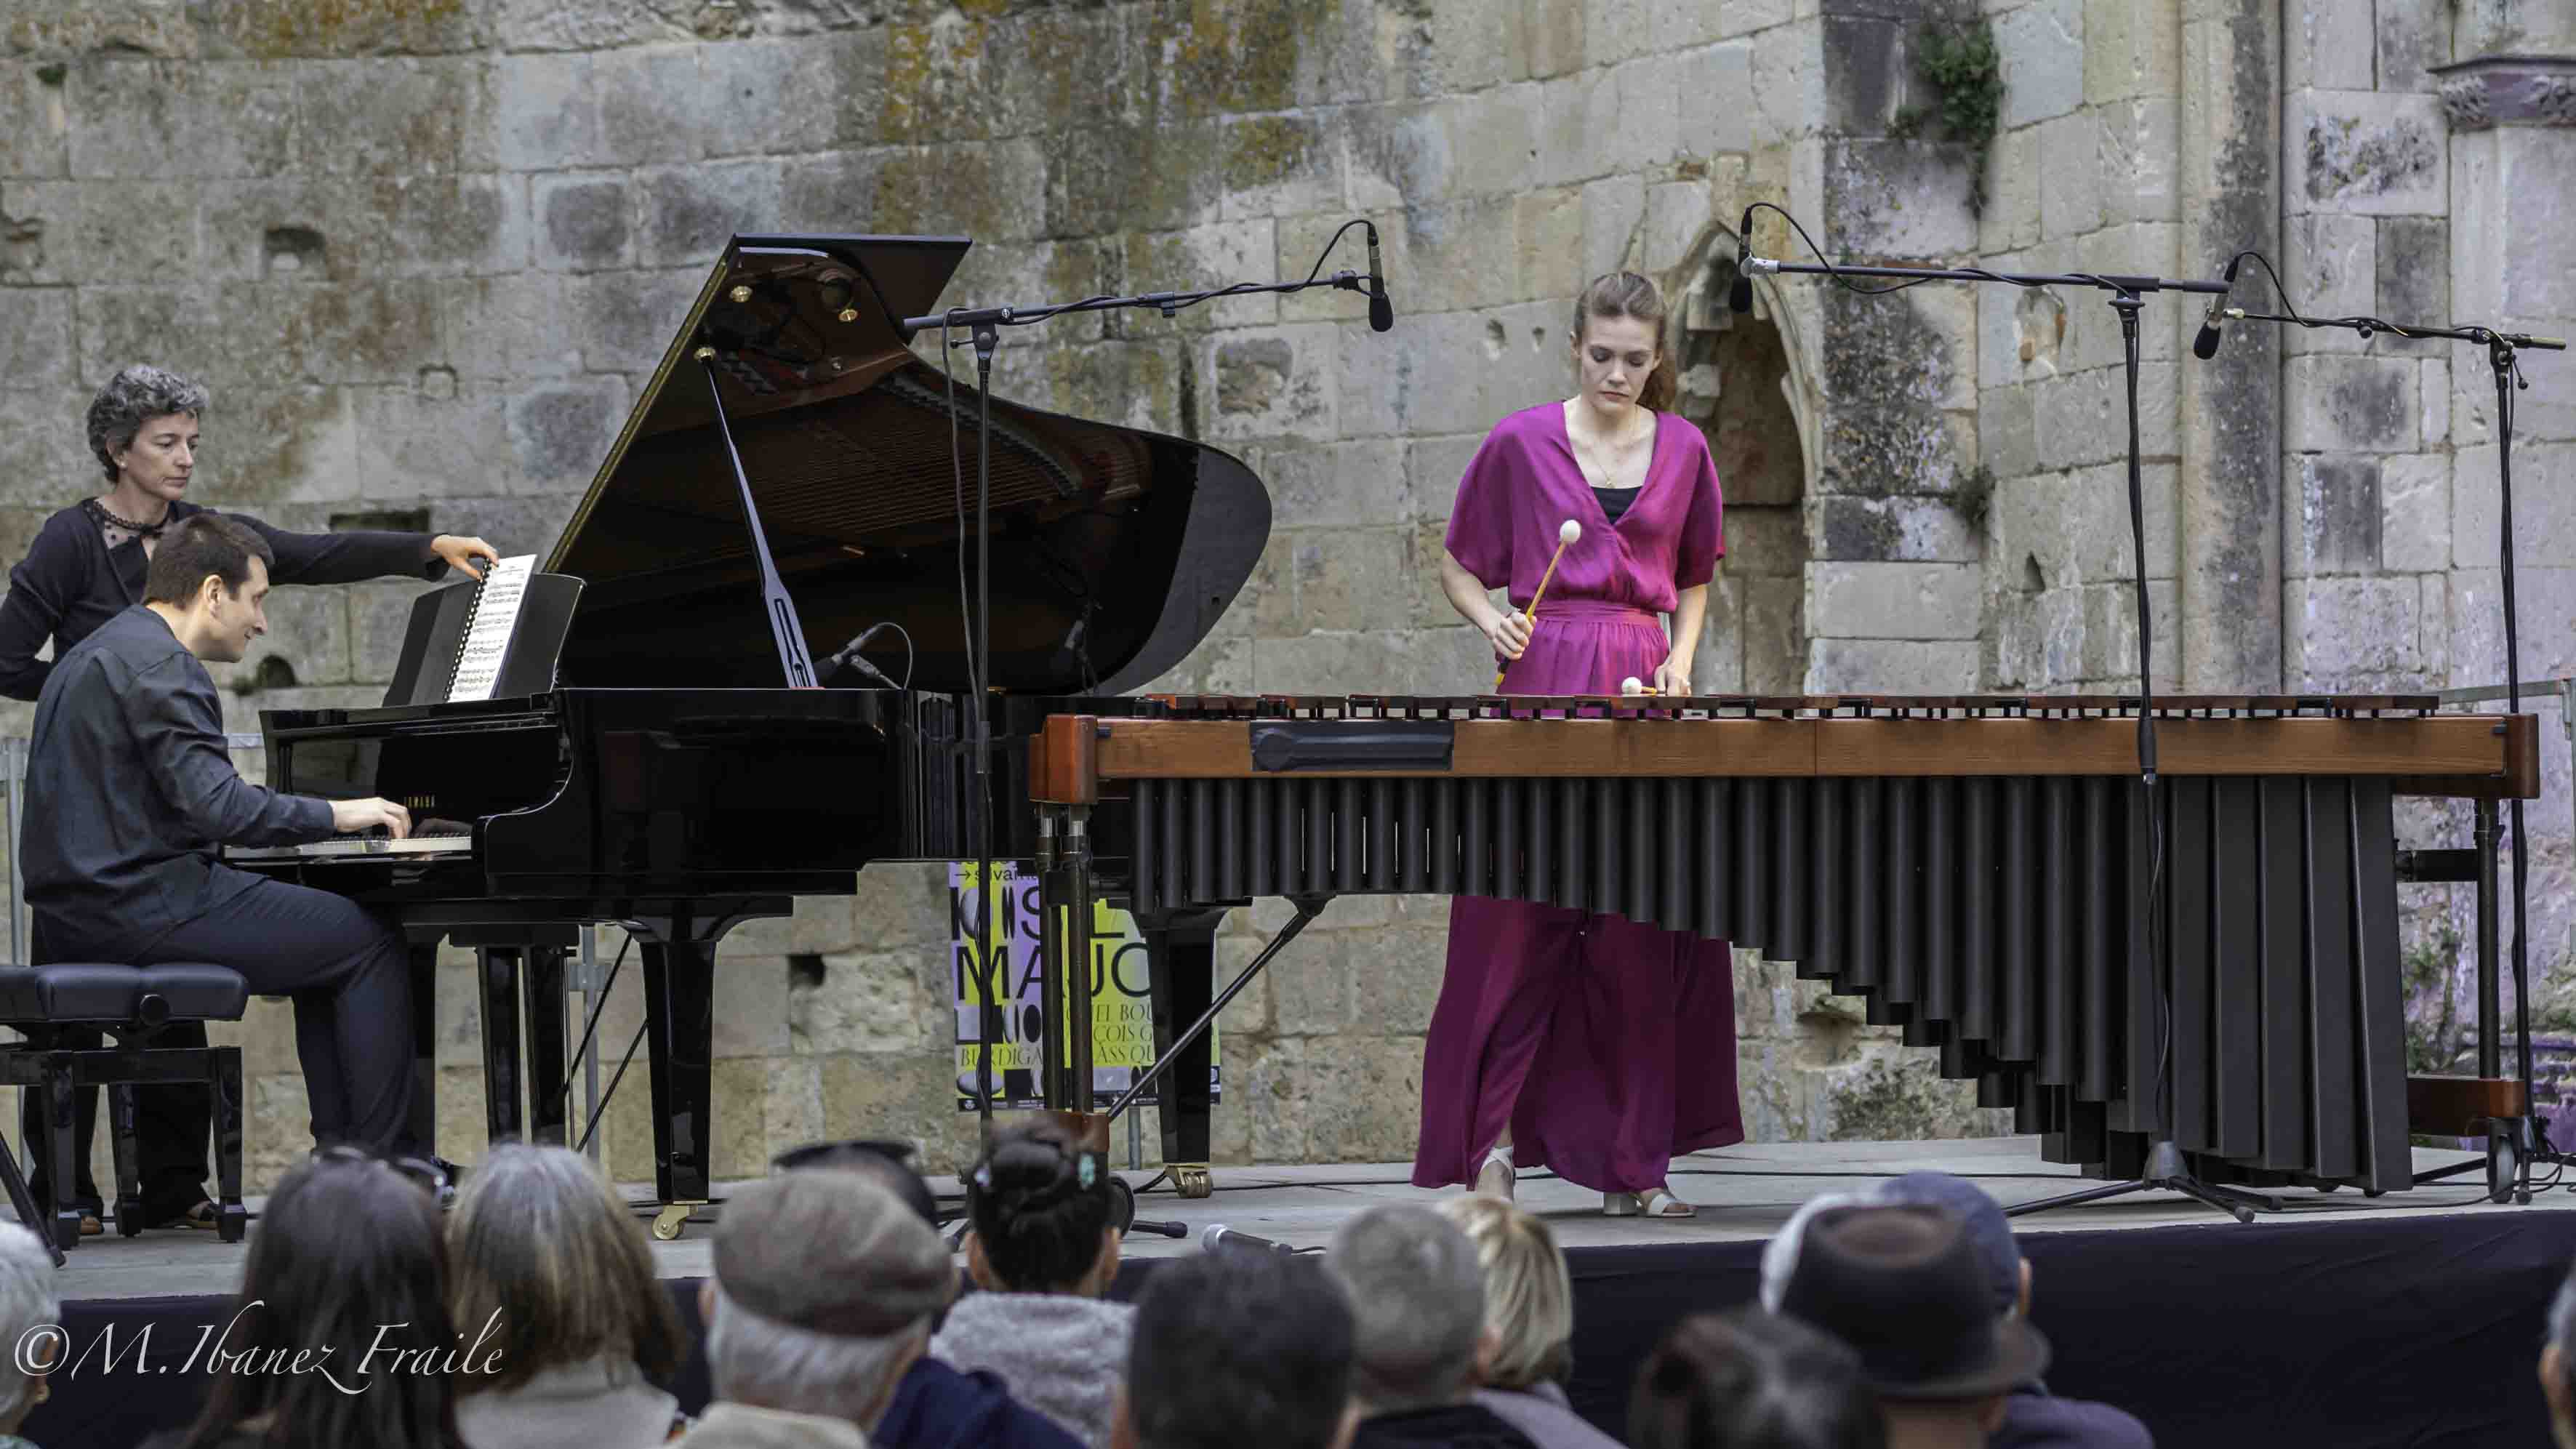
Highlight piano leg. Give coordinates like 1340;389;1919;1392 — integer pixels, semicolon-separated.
1136;907;1228;1197
478;948;526;1144
636;929;718;1238
522;946;570;1148
406;940;440;1155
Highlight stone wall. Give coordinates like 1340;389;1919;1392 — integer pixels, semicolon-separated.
0;0;2567;1190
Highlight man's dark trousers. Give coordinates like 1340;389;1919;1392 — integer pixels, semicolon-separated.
25;877;420;1220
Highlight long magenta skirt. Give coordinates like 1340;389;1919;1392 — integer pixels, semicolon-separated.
1412;601;1744;1194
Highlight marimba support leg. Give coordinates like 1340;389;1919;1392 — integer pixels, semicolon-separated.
2005;1141;2272;1224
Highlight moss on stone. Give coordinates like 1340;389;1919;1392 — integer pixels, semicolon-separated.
1226;115;1317;190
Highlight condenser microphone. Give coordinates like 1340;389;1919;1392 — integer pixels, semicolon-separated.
1200;1224;1301;1255
1365;222;1395;333
1729;207;1754;315
823;625;896;688
2193;254;2245;361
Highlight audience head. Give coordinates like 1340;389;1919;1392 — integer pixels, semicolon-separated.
1435;1195;1576;1391
705;1168;951;1431
775;1138;942;1229
963;1117;1120;1296
1872;1173;2026;1318
1323;1203;1491;1415
446;1142;685;1396
0;1224;57;1433
2545;1258;2576;1449
1772;1205;2046;1442
1629;1309;1885;1449
1118;1246;1356;1449
179;1149;460;1449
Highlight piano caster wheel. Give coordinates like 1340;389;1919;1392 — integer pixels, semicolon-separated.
113;1197;145;1239
1171;1165;1213;1200
1107;1176;1137;1235
217;1204;248;1244
653;1203;696;1240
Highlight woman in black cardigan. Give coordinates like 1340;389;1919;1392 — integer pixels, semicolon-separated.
4;364;497;1234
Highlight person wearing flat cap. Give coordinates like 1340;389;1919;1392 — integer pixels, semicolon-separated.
682;1168;958;1448
1771;1203;2051;1449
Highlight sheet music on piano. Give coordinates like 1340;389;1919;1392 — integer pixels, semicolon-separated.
446;555;537;704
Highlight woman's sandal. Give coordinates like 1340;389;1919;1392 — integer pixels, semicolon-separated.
1474;1144;1517;1200
157;1200;219;1231
1602;1187;1696;1219
78;1213;102;1237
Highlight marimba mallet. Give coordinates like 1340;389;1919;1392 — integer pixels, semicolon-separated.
1493;518;1582;691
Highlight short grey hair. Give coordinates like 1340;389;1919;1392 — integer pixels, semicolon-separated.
703;1284;926;1430
1323;1204;1485;1413
86;364;210;481
0;1223;60;1423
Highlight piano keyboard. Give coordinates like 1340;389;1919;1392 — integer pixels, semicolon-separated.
228;836;475;862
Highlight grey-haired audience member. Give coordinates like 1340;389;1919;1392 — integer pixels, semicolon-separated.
2545;1259;2576;1449
1628;1309;1883;1449
934;1120;1134;1447
1770;1203;2048;1449
1870;1173;2151;1449
1113;1247;1358;1449
0;1223;58;1449
446;1144;689;1449
1323;1204;1539;1449
1435;1197;1621;1449
678;1169;954;1449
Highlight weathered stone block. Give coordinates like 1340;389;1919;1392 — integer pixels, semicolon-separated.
2037;111;2104;241
2098;98;2179;224
1578;172;1645;281
2279;212;2375;358
534;173;633;273
1995;0;2086;128
2288;454;2380;577
1;178;199;286
2419;358;2449;447
1288;529;1412;635
1824;139;1976;260
1809;637;1978;692
435;273;582;384
1749;21;1825;147
1053;121;1221;238
462;53;600;172
568;267;703;375
1976;126;2041;257
1640;180;1711;274
238;583;353;687
505;378;629;493
790;949;942;1056
2284;354;2420;454
2285;575;2424;688
2378;451;2449;574
0;289;73;390
2452;441;2576;572
2373;215;2447;356
1257;629;1418;694
636;160;783;270
292;57;472;176
2283;2;2372;90
1680;41;1756;157
1978;383;2037;478
348;577;435;683
2084;0;2177;103
68;59;300;179
2286;92;2446;219
0;62;68;179
1809;561;1981;639
1821;15;1907;137
695;38;843;160
1200;324;1336;444
2372;0;2449;92
1267;439;1409;531
1814;495;1978;563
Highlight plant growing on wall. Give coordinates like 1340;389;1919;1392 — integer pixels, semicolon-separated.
1891;17;2005;216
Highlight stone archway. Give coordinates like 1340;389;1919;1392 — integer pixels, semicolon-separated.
1664;228;1817;694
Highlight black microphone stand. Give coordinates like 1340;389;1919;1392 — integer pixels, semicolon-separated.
1745;228;2270;1221
899;248;1384;1146
2212;300;2563;1200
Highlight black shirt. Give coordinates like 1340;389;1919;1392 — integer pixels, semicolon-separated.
0;499;441;702
1592;485;1642;523
23;606;334;958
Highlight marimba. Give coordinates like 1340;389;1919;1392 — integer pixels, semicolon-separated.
1026;695;2539;1197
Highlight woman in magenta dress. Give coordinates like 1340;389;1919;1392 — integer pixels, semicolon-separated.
1418;271;1740;1218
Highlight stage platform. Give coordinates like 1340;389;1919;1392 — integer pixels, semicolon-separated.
23;1136;2576;1448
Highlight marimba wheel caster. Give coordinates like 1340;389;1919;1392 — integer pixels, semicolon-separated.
1172;1165;1213;1199
2487;1129;2522;1205
653;1203;694;1240
2362;1188;2383;1198
2228;1205;2254;1224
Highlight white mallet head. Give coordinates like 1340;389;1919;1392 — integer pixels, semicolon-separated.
1558;519;1582;547
1621;676;1645;696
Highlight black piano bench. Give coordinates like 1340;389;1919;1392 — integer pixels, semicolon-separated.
0;963;250;1261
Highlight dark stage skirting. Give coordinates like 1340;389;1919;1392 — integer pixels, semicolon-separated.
27;1208;2576;1448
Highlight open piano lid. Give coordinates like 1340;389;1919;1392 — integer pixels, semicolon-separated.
545;234;1271;696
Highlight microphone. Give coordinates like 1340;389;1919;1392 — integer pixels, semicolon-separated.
1729;207;1754;315
2193;254;2244;361
1365;222;1395;334
823;625;896;689
1200;1224;1301;1255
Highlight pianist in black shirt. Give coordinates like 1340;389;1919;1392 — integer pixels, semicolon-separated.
21;515;430;1207
0;364;494;1235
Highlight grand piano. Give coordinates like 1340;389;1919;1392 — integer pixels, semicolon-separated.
231;233;1272;1234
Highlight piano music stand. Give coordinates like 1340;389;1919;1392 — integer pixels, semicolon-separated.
1742;208;2277;1221
902;224;1390;1147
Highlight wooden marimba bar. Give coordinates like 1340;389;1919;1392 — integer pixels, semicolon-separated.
1028;694;2539;1197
